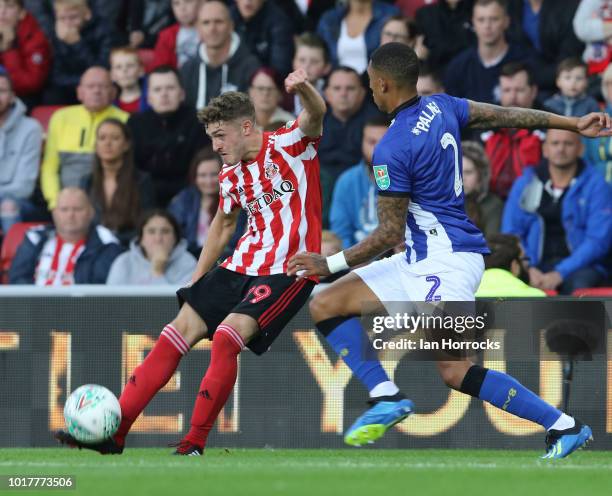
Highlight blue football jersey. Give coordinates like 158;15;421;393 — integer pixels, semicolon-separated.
371;94;490;263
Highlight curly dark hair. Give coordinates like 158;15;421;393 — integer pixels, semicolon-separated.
197;91;255;128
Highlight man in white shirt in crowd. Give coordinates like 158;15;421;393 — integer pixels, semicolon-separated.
8;187;123;285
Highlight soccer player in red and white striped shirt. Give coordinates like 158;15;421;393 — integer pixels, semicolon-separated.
54;69;327;456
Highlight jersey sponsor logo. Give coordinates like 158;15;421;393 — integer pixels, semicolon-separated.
373;165;390;190
411;101;442;135
246;179;296;215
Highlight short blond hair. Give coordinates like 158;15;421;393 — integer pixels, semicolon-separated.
110;46;142;66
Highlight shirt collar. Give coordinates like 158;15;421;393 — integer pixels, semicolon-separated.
389;95;420;120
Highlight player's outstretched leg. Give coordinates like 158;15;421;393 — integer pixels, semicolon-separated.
53;323;189;454
310;273;414;447
443;361;593;459
173;315;255;455
114;323;191;447
55;304;207;453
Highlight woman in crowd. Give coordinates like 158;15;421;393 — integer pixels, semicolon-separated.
462;141;504;238
82;118;155;244
379;14;427;59
168;147;247;257
106;209;196;285
248;67;295;130
168;147;221;257
317;0;399;73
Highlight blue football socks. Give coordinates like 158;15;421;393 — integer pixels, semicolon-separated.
317;317;394;394
461;365;562;429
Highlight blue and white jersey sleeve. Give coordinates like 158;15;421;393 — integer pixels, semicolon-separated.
434;93;470;128
371;140;412;196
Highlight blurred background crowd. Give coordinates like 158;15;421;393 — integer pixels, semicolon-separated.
0;0;611;296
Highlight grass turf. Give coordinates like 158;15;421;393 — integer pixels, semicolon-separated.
0;448;611;496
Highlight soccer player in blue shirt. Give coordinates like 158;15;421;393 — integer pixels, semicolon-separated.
288;43;611;459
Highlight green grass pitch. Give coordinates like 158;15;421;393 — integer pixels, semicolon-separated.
1;448;611;496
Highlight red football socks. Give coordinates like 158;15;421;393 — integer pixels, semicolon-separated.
113;325;189;446
184;324;244;449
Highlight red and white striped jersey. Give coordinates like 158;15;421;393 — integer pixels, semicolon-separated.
218;119;322;276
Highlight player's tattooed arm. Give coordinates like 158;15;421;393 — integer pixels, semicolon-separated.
467;101;612;137
467;101;553;129
287;195;409;278
343;195;409;267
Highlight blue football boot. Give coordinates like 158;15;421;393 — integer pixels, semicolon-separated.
541;420;593;459
344;396;415;447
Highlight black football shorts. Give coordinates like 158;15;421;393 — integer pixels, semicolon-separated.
177;266;314;354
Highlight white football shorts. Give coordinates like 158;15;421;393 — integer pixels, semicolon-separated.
353;251;484;304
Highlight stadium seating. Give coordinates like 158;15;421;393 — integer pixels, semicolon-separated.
31;105;65;134
138;49;156;73
0;222;47;283
571;287;612;297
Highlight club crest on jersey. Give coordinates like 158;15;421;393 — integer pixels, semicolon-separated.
373;165;390;190
264;161;280;180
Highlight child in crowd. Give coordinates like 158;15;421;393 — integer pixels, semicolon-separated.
544;58;600;117
291;32;331;114
110;46;149;113
0;0;51;106
152;0;200;69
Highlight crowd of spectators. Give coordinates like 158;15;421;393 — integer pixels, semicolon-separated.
0;0;611;295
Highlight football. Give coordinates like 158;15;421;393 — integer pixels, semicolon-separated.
63;385;121;444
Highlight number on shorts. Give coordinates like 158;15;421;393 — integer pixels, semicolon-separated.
440;132;463;197
244;284;272;304
425;275;441;302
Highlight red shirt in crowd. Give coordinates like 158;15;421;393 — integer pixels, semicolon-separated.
0;12;51;97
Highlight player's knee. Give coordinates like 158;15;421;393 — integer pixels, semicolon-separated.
170;304;207;346
309;292;339;321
